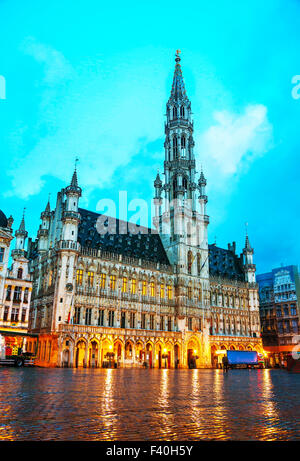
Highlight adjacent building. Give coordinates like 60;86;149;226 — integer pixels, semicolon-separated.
26;52;263;368
257;265;300;366
0;210;32;353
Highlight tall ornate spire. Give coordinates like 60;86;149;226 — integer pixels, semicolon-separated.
168;50;189;104
16;208;27;236
65;158;82;196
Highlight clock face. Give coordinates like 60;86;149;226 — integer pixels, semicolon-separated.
66;283;73;292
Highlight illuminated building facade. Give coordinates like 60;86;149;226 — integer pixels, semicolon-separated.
26;53;263;367
0;210;32;352
257;265;300;366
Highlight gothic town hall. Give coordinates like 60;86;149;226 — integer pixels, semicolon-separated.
26;53;263;368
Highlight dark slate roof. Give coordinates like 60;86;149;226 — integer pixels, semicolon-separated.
78;208;170;266
208;244;244;281
0;210;8;228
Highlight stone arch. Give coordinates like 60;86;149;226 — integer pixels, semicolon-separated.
75;338;87;368
88;337;100;368
187;336;201;368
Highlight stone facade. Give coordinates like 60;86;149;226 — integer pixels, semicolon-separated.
0;211;32;336
26;53;263;367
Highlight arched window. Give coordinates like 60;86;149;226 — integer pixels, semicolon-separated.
173;136;178;158
197;254;201;276
17;268;23;279
87;271;94;287
187;251;193;275
180;105;185;118
173;106;177;119
183;177;188;189
76;269;83;286
181;136;186;149
150;281;155;297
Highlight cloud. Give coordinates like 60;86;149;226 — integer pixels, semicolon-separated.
198;104;273;178
21;36;73;85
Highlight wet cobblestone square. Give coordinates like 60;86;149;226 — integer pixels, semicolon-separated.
0;368;299;441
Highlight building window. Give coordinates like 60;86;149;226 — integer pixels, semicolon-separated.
276;308;282;317
6;285;11;301
291;307;297;316
150;281;155;297
0;247;4;263
197;254;201;276
21;309;26;323
74;307;81;324
17;268;23;279
13;286;21;302
108;310;114;327
87;271;94;287
160;284;165;298
23;288;29;304
3;307;9;321
167;316;172;331
167;285;173;300
173;106;177;119
100;273;106;289
122;277;128;293
130;312;135;329
187;286;192;300
76;269;83;286
131;279;136;294
11;308;19;323
142;281;147;296
98;309;104;326
85;308;92;325
180;105;185;118
109;275;116;291
121;311;126;328
150;314;155;330
187;251;193;275
160;316;164;331
141;313;146;329
188;317;193;330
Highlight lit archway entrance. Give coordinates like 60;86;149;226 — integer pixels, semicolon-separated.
89;340;99;368
75;340;86;367
174;344;180;368
146;343;153;368
187;339;199;369
62;349;70;367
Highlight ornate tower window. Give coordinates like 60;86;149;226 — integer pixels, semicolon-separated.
122;277;128;293
100;273;106;289
180;105;185;118
87;271;94;287
76;269;83;286
109;275;116;291
131;278;136;294
187;250;193;275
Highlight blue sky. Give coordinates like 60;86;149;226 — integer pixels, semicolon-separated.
0;0;300;273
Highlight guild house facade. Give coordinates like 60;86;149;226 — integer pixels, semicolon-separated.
26;53;263;368
0;210;32;352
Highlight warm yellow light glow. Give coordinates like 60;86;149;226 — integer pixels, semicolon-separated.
194;349;197;354
215;350;227;355
163;348;167;354
109;344;113;350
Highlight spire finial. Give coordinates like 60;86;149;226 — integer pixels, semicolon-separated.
175;49;181;62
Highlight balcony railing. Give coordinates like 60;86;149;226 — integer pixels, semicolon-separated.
75;286;176;306
58;323;182;338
